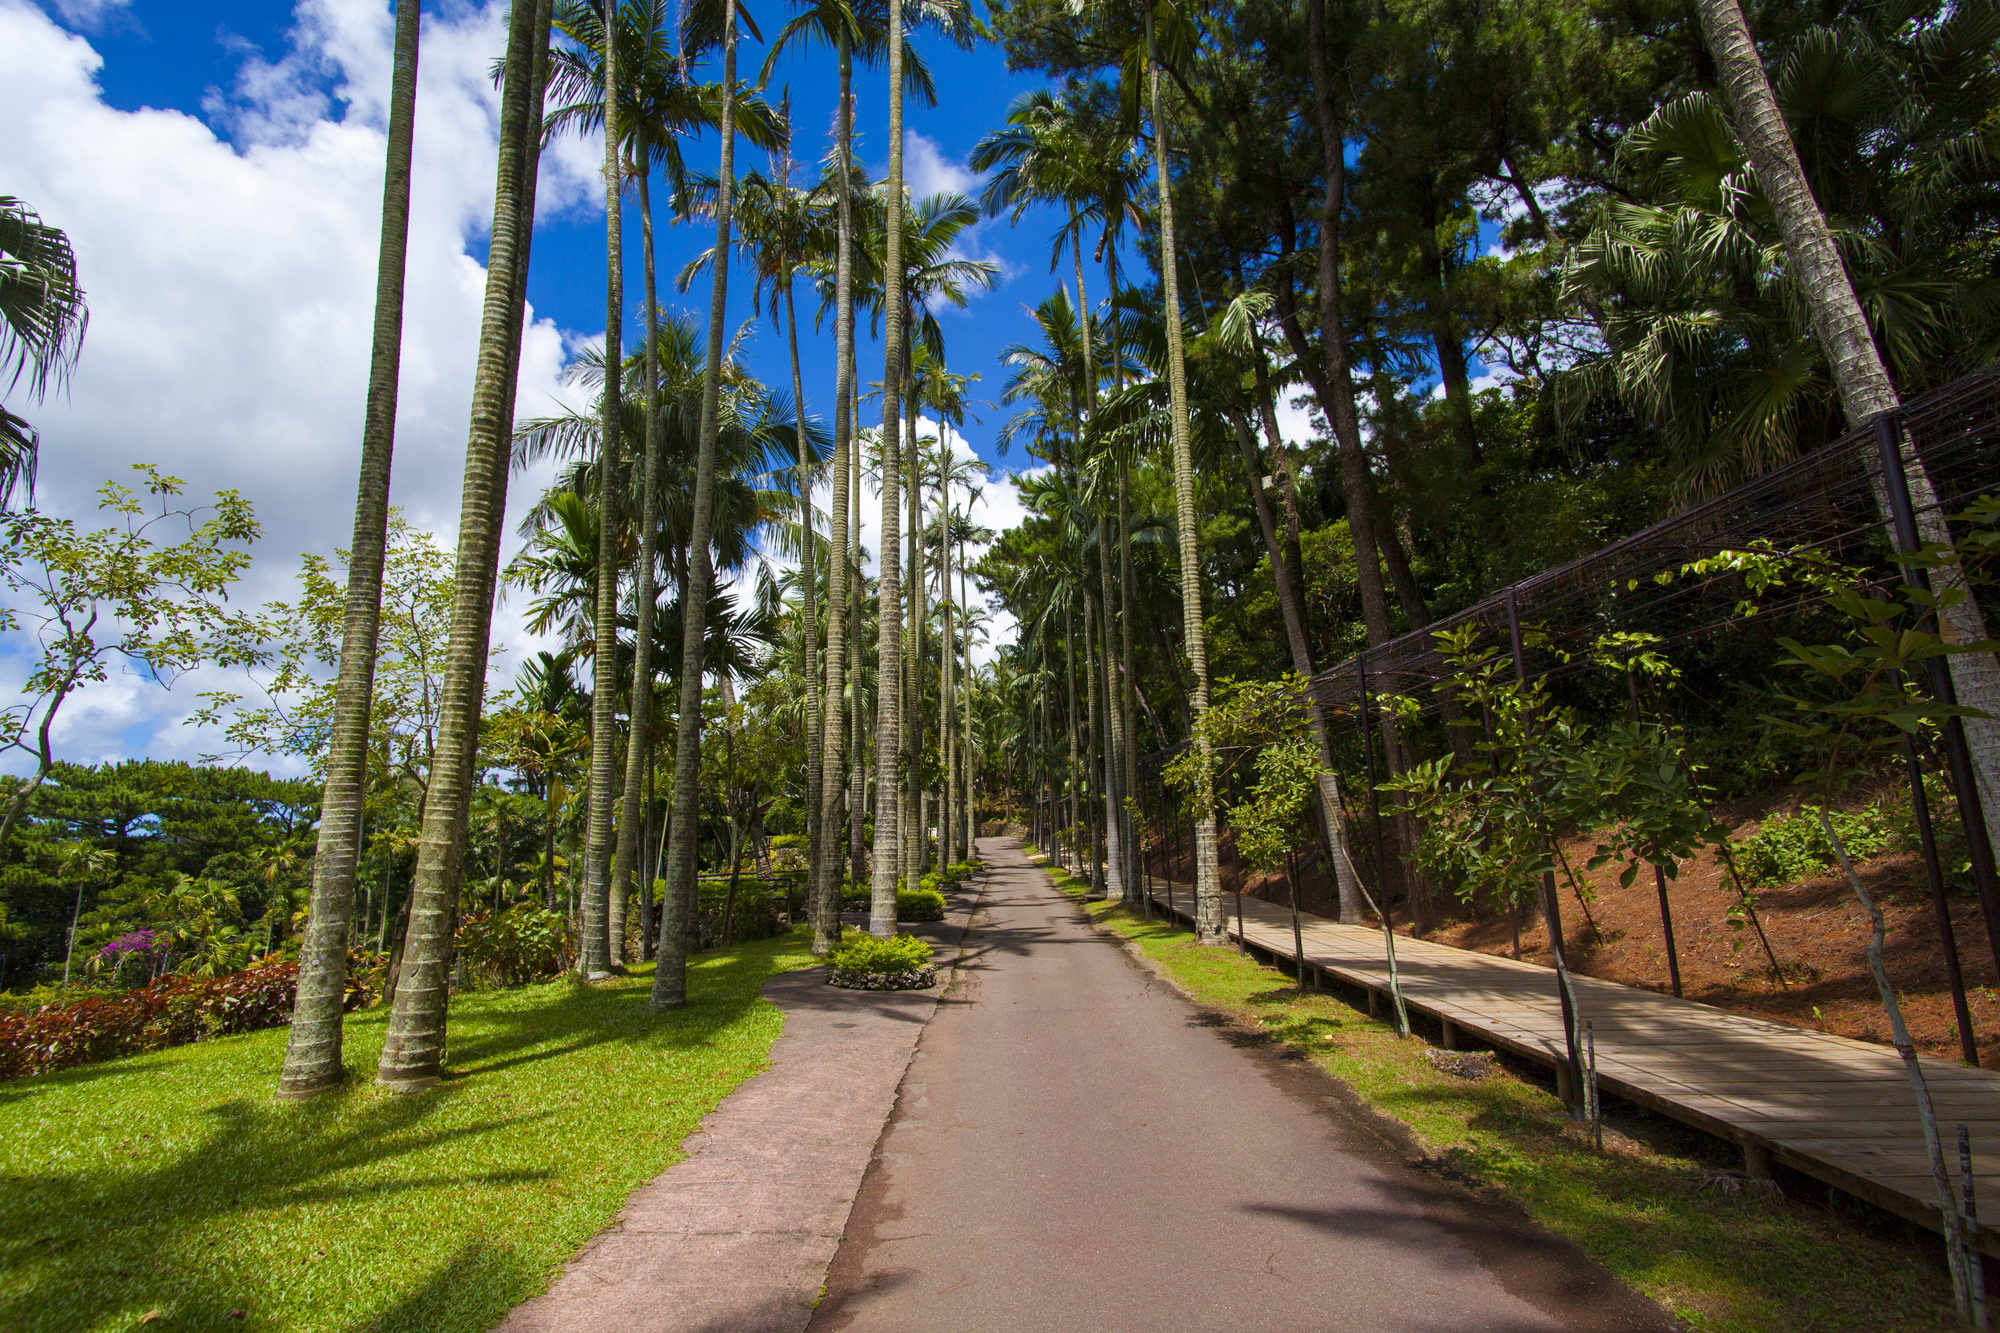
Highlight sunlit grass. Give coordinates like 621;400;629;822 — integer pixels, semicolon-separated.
1053;869;1961;1332
0;930;817;1333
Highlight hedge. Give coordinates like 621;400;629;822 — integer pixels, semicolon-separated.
0;955;367;1083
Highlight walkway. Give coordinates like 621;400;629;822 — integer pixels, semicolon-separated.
1145;874;2000;1255
808;838;1672;1332
493;899;981;1333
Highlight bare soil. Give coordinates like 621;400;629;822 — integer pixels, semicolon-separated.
1142;789;2000;1068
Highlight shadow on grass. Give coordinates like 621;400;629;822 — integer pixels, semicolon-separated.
0;933;808;1333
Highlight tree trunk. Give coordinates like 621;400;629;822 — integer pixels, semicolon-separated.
1697;0;2000;851
787;269;821;942
867;0;908;940
611;132;666;977
277;0;421;1099
581;2;624;978
375;0;548;1091
1146;9;1223;942
652;0;737;1011
811;34;855;956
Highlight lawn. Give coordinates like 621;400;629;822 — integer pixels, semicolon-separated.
0;929;817;1333
1034;854;1966;1333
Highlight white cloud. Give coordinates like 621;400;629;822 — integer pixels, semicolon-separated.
766;417;1025;667
0;0;600;774
45;0;128;32
900;129;1019;295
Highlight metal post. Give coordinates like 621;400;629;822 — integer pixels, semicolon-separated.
1905;715;1980;1064
1627;669;1684;998
1507;587;1586;1111
1356;653;1394;939
1876;413;2000;987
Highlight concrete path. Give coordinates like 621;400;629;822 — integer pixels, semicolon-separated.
493;895;981;1333
808;838;1676;1333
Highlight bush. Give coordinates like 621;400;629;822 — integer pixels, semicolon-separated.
695;877;784;943
456;903;568;988
898;887;947;921
769;834;807;851
939;861;980;883
840;880;870;906
825;932;933;974
0;955;368;1082
1737;804;1898;887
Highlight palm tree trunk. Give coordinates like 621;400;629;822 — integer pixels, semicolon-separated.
786;263;821;924
581;5;624;978
278;0;422;1099
375;0;548;1091
1145;8;1222;941
611;131;666;973
1694;0;2000;854
868;0;908;939
849;388;866;898
651;0;738;1011
811;58;852;945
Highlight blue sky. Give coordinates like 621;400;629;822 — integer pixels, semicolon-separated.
1;0;1097;772
70;0;1071;468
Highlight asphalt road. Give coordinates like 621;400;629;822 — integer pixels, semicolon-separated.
807;838;1676;1333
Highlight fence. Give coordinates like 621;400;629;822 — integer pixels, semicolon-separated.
1125;363;2000;1069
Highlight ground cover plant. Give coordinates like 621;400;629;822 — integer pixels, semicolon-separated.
0;929;815;1333
1042;857;1967;1332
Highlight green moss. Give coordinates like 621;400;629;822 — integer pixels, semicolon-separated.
0;930;817;1333
1057;876;1959;1332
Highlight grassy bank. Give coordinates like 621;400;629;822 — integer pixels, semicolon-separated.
0;930;817;1333
1032;853;1962;1332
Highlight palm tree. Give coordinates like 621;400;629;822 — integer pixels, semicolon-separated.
1688;0;2000;857
275;0;423;1098
654;0;745;1011
760;0;899;952
375;0;553;1092
0;195;87;502
1137;1;1223;942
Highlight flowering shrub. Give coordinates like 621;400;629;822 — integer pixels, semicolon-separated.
0;954;368;1082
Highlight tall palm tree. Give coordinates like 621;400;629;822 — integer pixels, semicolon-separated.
1136;1;1222;941
654;0;745;1011
760;0;909;952
376;0;552;1092
277;0;422;1098
1690;0;2000;856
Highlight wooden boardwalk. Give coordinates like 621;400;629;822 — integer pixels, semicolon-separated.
1138;875;2000;1254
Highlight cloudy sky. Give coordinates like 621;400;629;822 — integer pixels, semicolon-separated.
0;0;1076;778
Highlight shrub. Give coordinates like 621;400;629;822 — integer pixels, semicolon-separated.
898;887;947;921
769;834;806;851
695;877;784;943
0;955;368;1082
825;932;933;974
455;903;568;988
939;861;980;883
1737;804;1898;887
840;880;871;906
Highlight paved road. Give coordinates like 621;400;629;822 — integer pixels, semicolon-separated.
808;838;1674;1333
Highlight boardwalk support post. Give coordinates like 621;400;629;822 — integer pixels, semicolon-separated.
1507;588;1587;1116
1626;668;1684;999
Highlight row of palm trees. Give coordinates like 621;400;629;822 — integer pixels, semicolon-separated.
276;0;1004;1097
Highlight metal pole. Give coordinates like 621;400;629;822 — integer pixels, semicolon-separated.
1507;587;1586;1111
1876;413;2000;987
1357;653;1394;940
1627;668;1684;998
1905;716;1979;1064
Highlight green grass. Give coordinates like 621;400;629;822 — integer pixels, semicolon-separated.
1042;861;1962;1332
0;930;818;1333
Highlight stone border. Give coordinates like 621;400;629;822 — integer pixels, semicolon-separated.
826;964;938;991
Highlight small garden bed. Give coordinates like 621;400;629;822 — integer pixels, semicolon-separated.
824;932;937;991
